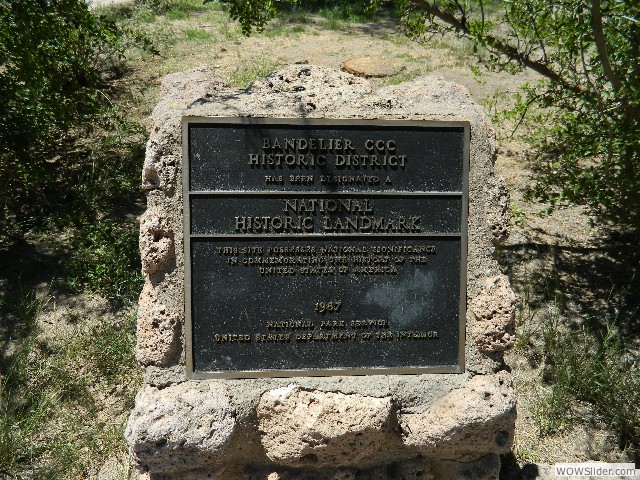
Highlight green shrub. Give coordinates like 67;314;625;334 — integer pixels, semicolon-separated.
1;115;146;237
401;0;640;231
67;220;143;304
0;1;121;154
0;1;153;238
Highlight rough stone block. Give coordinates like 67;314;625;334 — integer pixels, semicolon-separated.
399;372;516;457
159;67;229;105
469;275;517;354
135;281;181;367
258;384;393;467
125;381;235;474
139;211;174;276
142;147;177;193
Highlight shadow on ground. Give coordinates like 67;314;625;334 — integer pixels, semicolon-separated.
500;453;540;480
0;237;67;353
498;231;640;343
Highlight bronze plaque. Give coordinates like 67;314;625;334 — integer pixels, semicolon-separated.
183;118;469;378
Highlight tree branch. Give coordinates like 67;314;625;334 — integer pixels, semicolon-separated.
590;0;622;93
409;0;582;94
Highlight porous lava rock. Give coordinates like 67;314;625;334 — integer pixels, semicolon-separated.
469;275;517;354
399;371;516;458
125;381;235;474
135;281;181;367
257;384;393;467
139;211;174;276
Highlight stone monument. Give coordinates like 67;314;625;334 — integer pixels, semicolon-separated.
125;65;516;480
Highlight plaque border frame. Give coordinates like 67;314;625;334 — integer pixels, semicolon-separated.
182;117;469;379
